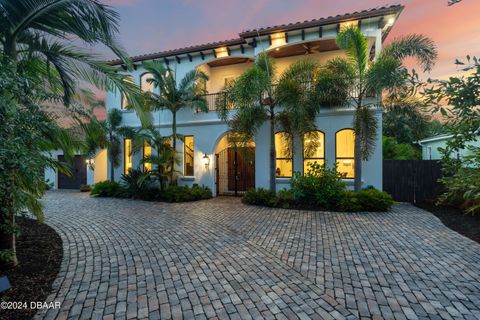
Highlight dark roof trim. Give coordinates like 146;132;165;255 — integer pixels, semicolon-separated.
108;4;403;66
239;4;403;37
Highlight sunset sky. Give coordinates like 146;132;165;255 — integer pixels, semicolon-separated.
101;0;480;81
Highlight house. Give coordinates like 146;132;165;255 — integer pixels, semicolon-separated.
85;5;403;195
418;134;480;160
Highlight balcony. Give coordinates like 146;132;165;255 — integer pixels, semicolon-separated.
197;80;376;113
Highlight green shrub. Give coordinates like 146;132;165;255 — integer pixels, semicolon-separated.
341;189;395;212
162;185;212;202
290;162;345;210
121;168;160;200
91;180;124;197
274;189;295;208
242;188;276;207
339;191;362;212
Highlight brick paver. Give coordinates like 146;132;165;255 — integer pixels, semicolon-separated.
35;191;480;320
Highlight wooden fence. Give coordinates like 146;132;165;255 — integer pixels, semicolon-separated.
383;160;444;203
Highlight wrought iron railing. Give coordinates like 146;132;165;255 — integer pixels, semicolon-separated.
197;81;377;113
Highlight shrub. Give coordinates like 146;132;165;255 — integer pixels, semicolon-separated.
290;162;345;210
162;185;212;202
274;189;295;208
121;168;160;200
341;189;395;212
79;184;91;192
242;188;276;207
90;180;124;197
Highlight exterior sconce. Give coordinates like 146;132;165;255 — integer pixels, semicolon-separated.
86;158;95;170
202;154;210;169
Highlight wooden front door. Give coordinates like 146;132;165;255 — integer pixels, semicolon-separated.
227;147;255;193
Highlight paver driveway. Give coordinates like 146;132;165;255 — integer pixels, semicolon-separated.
36;191;480;320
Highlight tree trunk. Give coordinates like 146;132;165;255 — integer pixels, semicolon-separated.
353;133;362;192
171;111;177;186
110;158;115;182
269;107;276;193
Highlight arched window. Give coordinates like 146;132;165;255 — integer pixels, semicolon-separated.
303;130;325;174
121;76;134;109
124;138;133;174
336;129;355;179
143;140;152;172
275;132;293;178
140;72;154;93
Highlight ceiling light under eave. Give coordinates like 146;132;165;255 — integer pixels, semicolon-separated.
215;47;229;58
271;32;286;48
387;17;395;25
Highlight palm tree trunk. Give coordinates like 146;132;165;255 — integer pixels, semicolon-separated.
171;111;177;186
110;158;115;182
354;134;362;192
269;107;276;193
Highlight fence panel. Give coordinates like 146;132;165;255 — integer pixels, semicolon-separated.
383;160;444;203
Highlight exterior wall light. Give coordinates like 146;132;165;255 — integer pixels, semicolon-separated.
86;158;95;170
203;154;210;169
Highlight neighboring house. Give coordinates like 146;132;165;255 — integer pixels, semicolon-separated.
89;5;402;195
418;134;480;160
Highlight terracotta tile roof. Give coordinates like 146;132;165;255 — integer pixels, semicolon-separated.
108;4;403;66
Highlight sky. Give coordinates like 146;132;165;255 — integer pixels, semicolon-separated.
100;0;480;81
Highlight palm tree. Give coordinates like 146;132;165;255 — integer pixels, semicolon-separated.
141;60;208;184
218;55;329;192
131;126;178;191
83;109;133;182
0;0;146;121
321;26;437;191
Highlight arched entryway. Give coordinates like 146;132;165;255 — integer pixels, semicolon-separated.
214;133;255;196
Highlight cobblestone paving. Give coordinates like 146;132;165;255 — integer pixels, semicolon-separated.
35;191;480;320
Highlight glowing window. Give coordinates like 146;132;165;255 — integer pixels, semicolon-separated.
275;132;293;178
143;141;152;172
140;73;154;93
336;129;355;179
184;136;194;176
303;131;325;174
124;139;133;174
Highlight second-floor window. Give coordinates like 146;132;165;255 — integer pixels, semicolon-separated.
140;73;154;93
124;138;133;174
121;76;134;110
184;136;194;176
275;132;293;178
303;130;325;174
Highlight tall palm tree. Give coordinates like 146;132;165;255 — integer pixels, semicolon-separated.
321;26;437;191
141;60;208;184
131;126;178;191
83;109;134;182
218;55;331;192
0;0;147;121
216;53;278;191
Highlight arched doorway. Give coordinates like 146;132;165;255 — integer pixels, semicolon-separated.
214;133;255;196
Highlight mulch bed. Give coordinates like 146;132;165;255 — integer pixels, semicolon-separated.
416;202;480;244
0;217;63;320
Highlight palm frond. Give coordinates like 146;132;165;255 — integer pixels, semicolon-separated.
382;34;438;72
336;25;368;75
354;107;378;161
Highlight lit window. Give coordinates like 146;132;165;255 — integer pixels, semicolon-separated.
336;129;355;178
143;141;152;172
124;139;133;174
303;130;325;174
121;76;134;110
275;132;293;177
184;136;194;176
140;73;154;93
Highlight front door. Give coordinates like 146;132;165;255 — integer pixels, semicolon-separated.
216;147;255;195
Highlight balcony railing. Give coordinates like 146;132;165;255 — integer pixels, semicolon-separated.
197;81;377;113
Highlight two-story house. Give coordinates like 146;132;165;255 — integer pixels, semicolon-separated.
83;5;403;195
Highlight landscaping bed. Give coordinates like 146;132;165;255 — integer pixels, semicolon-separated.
0;217;63;320
416;202;480;244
